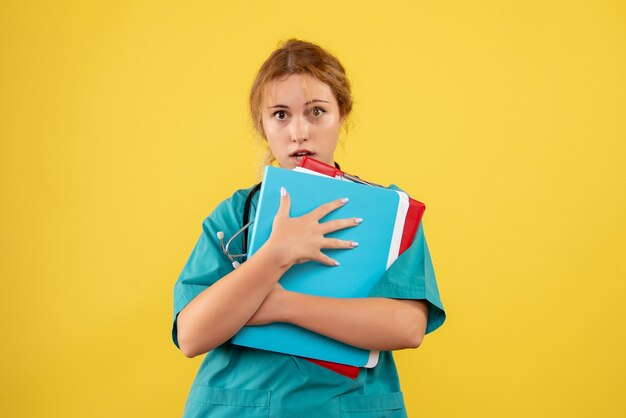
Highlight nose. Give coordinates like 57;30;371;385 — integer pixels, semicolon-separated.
290;117;309;143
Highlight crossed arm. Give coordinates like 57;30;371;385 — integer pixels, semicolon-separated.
176;191;428;358
248;287;428;351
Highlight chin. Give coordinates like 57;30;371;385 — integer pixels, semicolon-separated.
278;161;296;169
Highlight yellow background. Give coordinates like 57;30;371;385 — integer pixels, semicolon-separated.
1;1;625;416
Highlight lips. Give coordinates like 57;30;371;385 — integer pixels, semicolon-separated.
289;149;314;158
289;149;315;164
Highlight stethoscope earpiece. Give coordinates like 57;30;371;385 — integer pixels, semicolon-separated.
217;220;253;269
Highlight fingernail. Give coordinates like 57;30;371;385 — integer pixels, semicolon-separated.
340;197;349;204
351;241;359;247
355;218;363;224
334;261;340;266
280;187;286;198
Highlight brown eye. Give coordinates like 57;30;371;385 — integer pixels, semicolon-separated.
273;111;287;120
311;107;326;118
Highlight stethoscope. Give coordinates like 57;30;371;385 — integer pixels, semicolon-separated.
217;181;262;269
217;162;380;269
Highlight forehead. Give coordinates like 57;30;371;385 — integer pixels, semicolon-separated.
264;74;335;105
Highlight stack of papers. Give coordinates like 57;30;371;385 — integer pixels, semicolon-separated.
232;166;413;367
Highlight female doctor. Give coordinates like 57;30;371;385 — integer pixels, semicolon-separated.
172;39;445;417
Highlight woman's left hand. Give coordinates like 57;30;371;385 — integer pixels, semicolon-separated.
246;283;288;326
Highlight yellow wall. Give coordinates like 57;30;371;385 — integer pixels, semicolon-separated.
1;1;624;416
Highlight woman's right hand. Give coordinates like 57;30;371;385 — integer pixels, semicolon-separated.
265;187;362;268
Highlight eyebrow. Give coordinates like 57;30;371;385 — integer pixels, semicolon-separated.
268;99;330;109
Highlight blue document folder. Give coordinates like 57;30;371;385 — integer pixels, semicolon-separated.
231;166;407;367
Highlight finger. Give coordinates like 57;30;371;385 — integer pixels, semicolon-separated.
321;238;359;250
276;186;291;219
316;251;340;267
310;197;349;221
319;217;363;234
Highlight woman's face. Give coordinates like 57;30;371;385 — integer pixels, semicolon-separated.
262;73;344;169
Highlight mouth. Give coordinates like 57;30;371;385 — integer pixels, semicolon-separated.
289;150;315;164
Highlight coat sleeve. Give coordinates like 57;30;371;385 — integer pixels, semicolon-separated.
171;190;248;349
368;186;446;334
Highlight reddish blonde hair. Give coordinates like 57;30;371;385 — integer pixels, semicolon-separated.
249;39;353;139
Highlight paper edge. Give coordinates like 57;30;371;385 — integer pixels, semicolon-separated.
386;191;409;268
